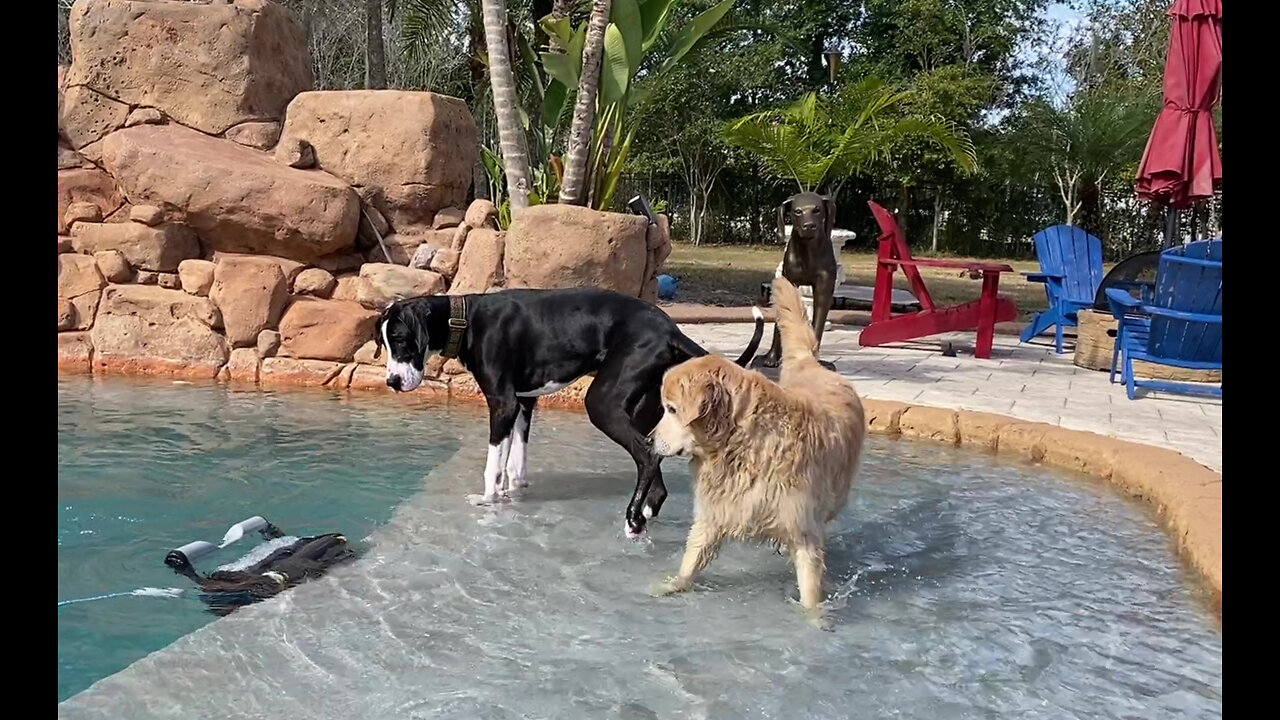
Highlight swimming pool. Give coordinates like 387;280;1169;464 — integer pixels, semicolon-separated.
57;377;464;701
58;376;1221;718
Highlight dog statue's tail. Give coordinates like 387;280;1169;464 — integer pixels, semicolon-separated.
771;277;820;365
732;306;766;367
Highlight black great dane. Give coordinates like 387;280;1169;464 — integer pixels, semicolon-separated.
376;289;764;538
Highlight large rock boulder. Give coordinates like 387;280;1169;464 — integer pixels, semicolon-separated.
292;267;337;298
312;251;365;274
101;124;359;261
59;84;129;151
94;250;133;283
432;206;464;229
58;332;94;373
277;298;378;362
58;141;85;171
465;198;499;230
332;273;363;302
58;65;67;121
64;201;103;229
58;168;123;234
58;254;106;331
124;107;164;128
65;0;312;136
70;222;199;272
129;205;165;226
211;252;306;285
356;264;446;309
225;347;261;384
259;357;345;388
178;259;215;296
428;248;460;278
210;255;289;347
504;205;649;296
90;285;228;377
448;229;505;295
256;329;282;359
276;90;476;231
375;229;453;265
222;121;282;151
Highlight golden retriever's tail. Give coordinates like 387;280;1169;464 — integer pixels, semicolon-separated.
771;277;819;364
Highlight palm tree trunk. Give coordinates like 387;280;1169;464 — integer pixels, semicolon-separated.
1078;179;1101;237
896;184;912;240
537;0;573;53
931;190;942;253
481;0;531;211
364;0;387;89
749;181;760;244
589;111;616;208
558;0;611;206
467;11;490;201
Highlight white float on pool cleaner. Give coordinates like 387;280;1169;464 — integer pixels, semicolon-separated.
164;515;283;572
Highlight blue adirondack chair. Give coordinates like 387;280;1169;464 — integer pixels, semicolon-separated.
1105;239;1222;400
1020;225;1105;353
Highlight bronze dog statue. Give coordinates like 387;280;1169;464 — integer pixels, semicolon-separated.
755;191;838;368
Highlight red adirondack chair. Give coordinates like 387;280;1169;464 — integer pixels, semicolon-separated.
860;201;1017;359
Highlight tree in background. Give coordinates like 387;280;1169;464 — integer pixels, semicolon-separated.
1018;88;1153;230
541;0;741;210
57;0;1209;256
366;0;388;88
722;79;977;206
558;0;611;205
989;1;1165;242
480;0;533;211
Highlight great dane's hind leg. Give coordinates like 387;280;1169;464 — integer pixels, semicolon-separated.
470;392;520;506
630;386;668;521
585;344;668;538
504;396;537;492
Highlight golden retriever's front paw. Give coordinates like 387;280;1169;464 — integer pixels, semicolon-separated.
649;576;690;597
804;607;834;632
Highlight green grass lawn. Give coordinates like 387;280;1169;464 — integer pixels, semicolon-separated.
662;242;1068;324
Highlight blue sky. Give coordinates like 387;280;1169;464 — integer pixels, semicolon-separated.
1028;2;1086;104
978;3;1084;125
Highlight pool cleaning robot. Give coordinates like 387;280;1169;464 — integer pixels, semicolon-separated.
164;516;355;615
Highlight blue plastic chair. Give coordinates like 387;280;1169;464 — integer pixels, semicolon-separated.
1104;239;1222;400
1020;225;1105;353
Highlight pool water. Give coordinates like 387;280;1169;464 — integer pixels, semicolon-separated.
57;377;462;701
58;377;1221;719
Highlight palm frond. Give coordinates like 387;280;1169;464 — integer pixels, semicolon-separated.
724;78;980;191
399;0;458;57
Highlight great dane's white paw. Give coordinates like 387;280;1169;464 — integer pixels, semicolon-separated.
467;493;502;506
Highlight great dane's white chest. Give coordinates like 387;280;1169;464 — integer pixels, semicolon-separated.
515;379;579;397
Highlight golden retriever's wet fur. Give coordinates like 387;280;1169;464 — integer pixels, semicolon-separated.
650;277;865;628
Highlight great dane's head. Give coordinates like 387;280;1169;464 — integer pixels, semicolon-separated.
375;298;437;392
778;191;836;243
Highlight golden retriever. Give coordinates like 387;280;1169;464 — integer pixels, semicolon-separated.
649;277;866;628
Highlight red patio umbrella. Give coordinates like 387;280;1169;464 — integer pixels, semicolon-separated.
1134;0;1222;243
